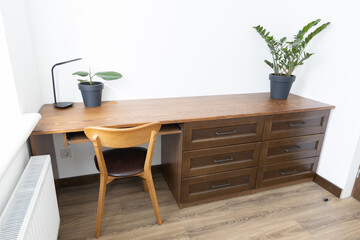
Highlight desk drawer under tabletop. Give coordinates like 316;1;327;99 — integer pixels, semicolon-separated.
263;110;330;140
183;116;265;151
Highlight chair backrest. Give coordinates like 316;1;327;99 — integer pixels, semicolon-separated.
84;122;161;148
84;122;161;175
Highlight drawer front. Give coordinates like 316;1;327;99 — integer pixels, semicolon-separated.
259;134;324;166
256;157;317;188
182;143;262;178
181;168;257;203
183;116;265;150
263;110;330;140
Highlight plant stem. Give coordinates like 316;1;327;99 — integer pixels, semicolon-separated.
291;43;308;75
89;67;92;85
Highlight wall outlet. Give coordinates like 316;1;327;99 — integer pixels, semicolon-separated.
60;148;72;159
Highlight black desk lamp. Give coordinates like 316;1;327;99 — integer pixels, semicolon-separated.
52;58;82;108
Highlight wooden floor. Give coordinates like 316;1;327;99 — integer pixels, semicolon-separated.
58;171;360;240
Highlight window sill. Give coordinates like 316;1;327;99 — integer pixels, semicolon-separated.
0;113;41;179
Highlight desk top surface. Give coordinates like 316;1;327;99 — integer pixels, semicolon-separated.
32;93;334;135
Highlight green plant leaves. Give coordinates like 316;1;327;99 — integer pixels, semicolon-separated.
253;25;283;75
254;19;330;76
72;71;89;77
264;60;273;69
94;72;123;80
77;79;88;83
294;19;321;44
305;22;331;44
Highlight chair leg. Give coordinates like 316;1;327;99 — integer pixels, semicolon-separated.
146;173;162;225
95;176;107;238
143;178;149;193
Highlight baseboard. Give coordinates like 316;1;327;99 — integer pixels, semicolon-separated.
56;165;163;188
314;174;342;198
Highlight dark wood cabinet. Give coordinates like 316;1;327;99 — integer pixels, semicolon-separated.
163;108;332;208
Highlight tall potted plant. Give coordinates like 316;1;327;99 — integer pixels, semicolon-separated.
73;69;122;107
253;19;330;99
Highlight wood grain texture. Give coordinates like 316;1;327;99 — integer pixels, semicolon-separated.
259;134;324;166
30;134;59;179
263;110;330;140
256;157;317;188
182;142;261;178
84;123;162;238
57;172;360;240
64;124;182;146
55;166;163;188
33;93;334;135
161;131;183;206
181;168;257;203
183;116;265;151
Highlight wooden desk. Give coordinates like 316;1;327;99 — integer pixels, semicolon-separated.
30;93;334;208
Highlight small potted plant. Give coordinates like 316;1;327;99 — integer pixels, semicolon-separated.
253;19;330;99
73;69;122;107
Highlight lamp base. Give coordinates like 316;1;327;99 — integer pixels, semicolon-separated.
53;102;74;109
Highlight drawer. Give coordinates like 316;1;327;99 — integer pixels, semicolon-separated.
181;168;257;203
182;143;261;178
263;110;330;140
256;157;317;188
183;116;265;150
259;134;324;166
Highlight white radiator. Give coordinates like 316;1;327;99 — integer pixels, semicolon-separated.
0;155;60;240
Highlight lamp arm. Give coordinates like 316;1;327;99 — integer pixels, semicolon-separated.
51;58;82;104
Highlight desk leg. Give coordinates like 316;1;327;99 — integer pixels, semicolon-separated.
161;124;183;208
30;134;60;180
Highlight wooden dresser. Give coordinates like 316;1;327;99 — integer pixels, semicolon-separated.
161;98;332;208
31;93;334;208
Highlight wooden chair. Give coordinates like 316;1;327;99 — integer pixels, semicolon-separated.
84;122;162;238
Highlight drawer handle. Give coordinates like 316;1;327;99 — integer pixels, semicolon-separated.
212;157;234;163
215;130;237;136
284;146;301;152
211;181;231;189
288;121;306;127
280;169;298;175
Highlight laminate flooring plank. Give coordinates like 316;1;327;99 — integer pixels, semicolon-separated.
58;172;360;240
296;198;360;234
309;219;360;240
244;220;311;240
91;223;190;240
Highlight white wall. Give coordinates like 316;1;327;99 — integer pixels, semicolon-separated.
0;0;43;214
1;0;42;113
21;0;360;196
0;144;30;213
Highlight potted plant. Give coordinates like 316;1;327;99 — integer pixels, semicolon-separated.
253;19;330;99
73;69;122;107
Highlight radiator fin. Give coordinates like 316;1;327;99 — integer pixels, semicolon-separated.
0;155;60;240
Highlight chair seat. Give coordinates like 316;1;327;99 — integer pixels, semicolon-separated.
94;147;147;177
